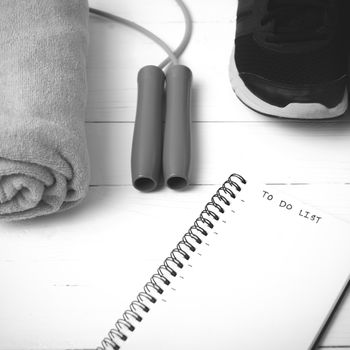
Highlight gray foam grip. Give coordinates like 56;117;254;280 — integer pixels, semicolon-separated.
163;65;193;189
131;65;165;192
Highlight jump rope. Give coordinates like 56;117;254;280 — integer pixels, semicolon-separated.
90;0;193;194
90;2;192;348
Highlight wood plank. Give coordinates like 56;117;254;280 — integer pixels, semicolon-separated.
86;19;243;123
320;284;350;347
86;122;350;186
86;18;272;123
86;18;350;124
89;0;237;23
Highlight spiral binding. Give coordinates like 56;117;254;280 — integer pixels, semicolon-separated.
97;174;247;350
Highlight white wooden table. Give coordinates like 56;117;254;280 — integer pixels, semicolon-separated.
0;0;349;349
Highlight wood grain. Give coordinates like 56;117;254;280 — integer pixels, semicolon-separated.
0;0;349;349
86;122;350;186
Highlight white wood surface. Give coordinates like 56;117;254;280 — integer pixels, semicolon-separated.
0;0;349;349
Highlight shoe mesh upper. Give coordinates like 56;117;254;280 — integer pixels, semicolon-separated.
235;33;347;86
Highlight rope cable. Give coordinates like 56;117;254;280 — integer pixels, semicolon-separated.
89;0;192;69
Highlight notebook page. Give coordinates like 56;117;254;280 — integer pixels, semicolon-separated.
0;187;216;349
123;181;350;350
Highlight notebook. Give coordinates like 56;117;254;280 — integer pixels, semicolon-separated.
0;172;349;349
98;173;350;350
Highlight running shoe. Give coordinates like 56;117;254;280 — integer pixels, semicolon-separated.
229;0;348;119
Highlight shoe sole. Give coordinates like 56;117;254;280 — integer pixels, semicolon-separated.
229;48;348;119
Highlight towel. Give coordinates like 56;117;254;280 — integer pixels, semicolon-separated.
0;0;90;221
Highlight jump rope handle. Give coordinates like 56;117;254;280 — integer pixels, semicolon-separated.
131;64;192;192
131;66;165;192
163;65;192;189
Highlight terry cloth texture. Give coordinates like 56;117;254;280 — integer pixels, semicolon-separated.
0;0;90;221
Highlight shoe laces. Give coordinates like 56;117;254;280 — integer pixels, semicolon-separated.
261;0;333;44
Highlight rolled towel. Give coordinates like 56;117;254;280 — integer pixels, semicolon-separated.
0;0;90;221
